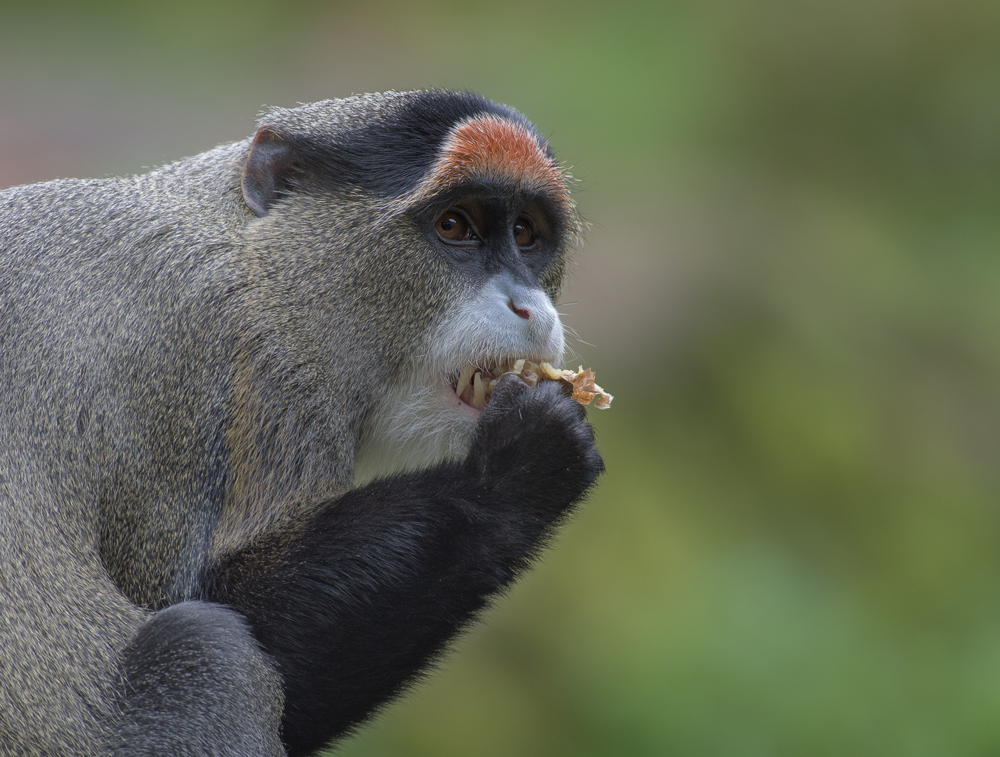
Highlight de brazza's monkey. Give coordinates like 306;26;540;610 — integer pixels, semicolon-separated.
0;90;604;756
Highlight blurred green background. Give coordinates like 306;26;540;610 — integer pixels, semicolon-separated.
4;1;1000;754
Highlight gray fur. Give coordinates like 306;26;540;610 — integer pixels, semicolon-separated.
112;602;285;757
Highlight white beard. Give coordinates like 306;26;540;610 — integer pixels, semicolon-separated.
353;274;565;486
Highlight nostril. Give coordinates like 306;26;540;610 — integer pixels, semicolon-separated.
508;299;531;321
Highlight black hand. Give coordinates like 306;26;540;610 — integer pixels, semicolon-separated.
207;377;604;756
467;374;605;524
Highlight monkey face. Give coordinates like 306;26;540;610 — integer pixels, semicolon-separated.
427;200;566;416
412;113;576;414
351;110;577;482
353;196;570;483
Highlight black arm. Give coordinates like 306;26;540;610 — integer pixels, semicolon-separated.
206;377;604;756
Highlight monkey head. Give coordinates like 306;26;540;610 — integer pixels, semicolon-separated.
236;92;579;484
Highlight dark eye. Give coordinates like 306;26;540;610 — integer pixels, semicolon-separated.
513;216;536;247
435;211;473;243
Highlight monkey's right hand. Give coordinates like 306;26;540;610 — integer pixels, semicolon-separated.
465;374;605;522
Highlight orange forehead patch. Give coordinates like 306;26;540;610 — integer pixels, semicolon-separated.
425;115;571;208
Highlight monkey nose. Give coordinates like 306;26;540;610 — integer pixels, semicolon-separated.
507;299;532;321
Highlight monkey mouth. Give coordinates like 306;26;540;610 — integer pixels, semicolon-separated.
446;360;520;415
445;358;613;417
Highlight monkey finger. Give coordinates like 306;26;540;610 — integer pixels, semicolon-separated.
479;373;530;419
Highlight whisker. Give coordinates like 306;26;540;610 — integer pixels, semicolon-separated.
560;324;595;349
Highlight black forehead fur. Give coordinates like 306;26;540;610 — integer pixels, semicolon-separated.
260;90;551;199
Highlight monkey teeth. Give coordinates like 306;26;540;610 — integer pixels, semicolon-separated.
473;372;487;409
455;364;476;399
451;361;515;411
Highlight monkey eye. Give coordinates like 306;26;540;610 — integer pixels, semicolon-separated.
435;211;476;244
513;216;536;247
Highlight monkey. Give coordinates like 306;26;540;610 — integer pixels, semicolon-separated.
0;90;604;756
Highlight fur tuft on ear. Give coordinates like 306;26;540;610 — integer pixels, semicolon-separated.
241;126;300;217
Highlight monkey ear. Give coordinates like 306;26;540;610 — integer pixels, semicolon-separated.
242;125;301;217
